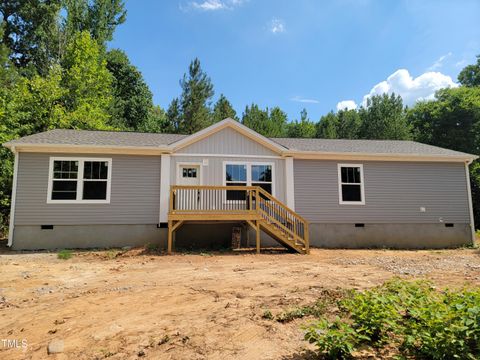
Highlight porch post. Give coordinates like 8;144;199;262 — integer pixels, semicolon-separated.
167;220;173;254
159;154;171;224
285;156;295;210
256;221;261;254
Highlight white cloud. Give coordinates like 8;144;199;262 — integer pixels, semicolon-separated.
362;69;458;107
291;96;319;104
269;18;286;34
186;0;246;11
428;52;452;71
336;100;357;111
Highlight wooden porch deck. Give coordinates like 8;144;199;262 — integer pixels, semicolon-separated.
167;185;310;254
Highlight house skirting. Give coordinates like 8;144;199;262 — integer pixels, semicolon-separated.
12;225;166;250
309;223;471;249
11;222;472;250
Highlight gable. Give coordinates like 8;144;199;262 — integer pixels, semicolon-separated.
175;127;279;156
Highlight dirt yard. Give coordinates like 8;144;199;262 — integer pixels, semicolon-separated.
0;244;479;360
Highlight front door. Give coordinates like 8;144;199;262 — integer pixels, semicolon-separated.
178;164;201;186
178;164;201;210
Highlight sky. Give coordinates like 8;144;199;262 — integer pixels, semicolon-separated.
109;0;480;121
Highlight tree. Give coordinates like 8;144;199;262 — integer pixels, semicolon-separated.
242;104;268;135
106;49;153;130
137;105;174;133
61;31;113;129
407;87;480;154
165;98;181;133
268;107;288;137
458;55;480;87
316;111;339;138
336;109;361;139
241;104;287;137
177;58;214;134
0;0;61;75
61;0;126;47
287;109;316;138
358;93;411;140
212;94;237;122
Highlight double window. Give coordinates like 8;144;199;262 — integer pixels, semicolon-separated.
338;164;365;205
224;162;273;201
48;157;112;203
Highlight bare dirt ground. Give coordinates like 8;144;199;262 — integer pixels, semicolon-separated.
0;243;479;360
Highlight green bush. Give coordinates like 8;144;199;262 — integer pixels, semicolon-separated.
57;249;73;260
303;279;480;359
304;318;368;359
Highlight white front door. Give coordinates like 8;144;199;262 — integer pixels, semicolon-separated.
178;164;201;186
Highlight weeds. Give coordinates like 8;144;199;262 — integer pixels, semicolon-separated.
57;249;73;260
303;279;480;359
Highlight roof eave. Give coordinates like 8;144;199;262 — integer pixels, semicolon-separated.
285;150;477;163
3;142;173;155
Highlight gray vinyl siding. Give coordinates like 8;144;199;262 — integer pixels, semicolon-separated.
14;152;161;225
171;156;286;203
176;127;278;156
294;160;470;224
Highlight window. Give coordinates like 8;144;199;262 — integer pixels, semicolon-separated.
224;162;274;201
225;164;247;201
338;164;365;205
182;167;198;178
48;157;112;203
251;164;272;194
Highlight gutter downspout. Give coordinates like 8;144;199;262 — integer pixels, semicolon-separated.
465;160;476;245
7;148;19;247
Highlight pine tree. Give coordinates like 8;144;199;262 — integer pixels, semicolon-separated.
213;94;237;122
287;109;316;138
178;58;214;134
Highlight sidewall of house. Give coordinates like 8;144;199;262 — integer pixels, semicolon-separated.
293;159;472;248
12;152;163;249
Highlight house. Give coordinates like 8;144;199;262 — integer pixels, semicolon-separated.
3;118;477;253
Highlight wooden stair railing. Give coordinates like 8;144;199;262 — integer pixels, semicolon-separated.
168;185;309;254
252;187;309;254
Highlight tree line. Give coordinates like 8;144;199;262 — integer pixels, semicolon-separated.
0;1;479;234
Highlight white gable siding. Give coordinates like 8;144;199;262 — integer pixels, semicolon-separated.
176;127;279;156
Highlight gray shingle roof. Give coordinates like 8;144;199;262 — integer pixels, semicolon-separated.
271;138;473;157
4;128;475;158
5;129;187;147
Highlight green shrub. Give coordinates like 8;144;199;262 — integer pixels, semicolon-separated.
304;318;368;359
303;279;480;359
57;249;73;260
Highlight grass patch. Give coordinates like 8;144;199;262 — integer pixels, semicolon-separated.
57;249;73;260
304;278;480;359
276;299;328;323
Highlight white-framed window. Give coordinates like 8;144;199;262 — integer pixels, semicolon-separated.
337;163;365;205
223;161;274;201
47;157;112;204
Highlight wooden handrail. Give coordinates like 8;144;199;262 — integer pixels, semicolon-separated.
255;186;309;224
169;185;309;252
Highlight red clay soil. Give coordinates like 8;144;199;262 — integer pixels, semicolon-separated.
0;246;479;359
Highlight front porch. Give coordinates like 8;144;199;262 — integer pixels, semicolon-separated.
167;185;310;254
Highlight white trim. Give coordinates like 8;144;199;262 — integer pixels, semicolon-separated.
284;151;477;163
465;162;476;244
7;150;19;247
170;118;287;154
337;163;365;205
159;154;171;223
171;153;282;159
222;160;276;197
47;157;112;204
176;162;203;186
285;157;295;210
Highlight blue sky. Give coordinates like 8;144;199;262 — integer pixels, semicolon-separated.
109;0;480;121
